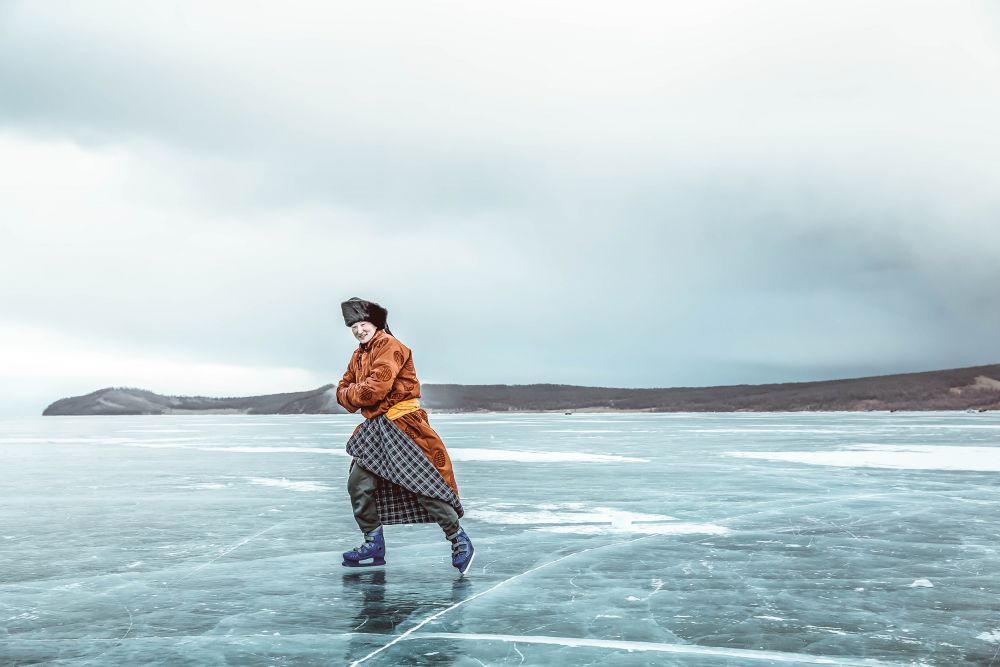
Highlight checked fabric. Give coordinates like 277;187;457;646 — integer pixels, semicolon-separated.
346;415;464;525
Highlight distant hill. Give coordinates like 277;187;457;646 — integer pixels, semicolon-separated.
43;385;343;416
43;363;1000;415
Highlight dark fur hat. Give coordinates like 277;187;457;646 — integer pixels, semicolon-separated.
341;297;389;331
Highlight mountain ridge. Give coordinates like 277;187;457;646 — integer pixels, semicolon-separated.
42;363;1000;415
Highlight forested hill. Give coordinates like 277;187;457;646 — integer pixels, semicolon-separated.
41;363;1000;415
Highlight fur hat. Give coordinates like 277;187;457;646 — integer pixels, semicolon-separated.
341;297;389;331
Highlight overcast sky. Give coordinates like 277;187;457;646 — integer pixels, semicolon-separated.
2;1;1000;415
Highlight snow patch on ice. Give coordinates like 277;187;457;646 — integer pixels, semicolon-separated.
245;477;330;492
433;420;528;425
9;612;40;621
539;522;729;536
467;503;729;535
977;629;1000;643
122;442;642;462
212;446;347;455
687;428;853;434
466;506;674;526
122;428;198;433
725;444;1000;472
897;424;1000;429
536;502;587;510
127;443;348;455
541;429;633;434
449;448;647;463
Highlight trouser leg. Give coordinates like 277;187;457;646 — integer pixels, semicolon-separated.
416;494;460;537
347;463;381;533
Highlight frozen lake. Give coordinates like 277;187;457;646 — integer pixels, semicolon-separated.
2;412;999;666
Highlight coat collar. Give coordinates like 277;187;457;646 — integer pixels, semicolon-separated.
358;328;388;352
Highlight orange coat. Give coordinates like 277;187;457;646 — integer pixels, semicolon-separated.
336;329;459;496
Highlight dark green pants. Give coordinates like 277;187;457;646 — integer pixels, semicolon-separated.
348;463;460;537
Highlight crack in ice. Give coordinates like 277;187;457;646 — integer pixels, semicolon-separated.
413;632;896;665
346;536;651;666
171;521;287;585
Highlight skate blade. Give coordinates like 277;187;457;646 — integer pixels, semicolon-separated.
342;557;386;568
456;550;475;577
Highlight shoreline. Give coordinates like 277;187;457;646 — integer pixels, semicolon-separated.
40;364;1000;416
30;407;997;417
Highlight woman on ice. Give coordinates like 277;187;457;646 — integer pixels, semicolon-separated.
336;297;475;575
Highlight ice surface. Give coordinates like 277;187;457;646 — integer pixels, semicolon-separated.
726;444;1000;471
2;411;1000;665
448;448;648;463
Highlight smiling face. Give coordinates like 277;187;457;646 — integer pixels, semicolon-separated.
350;321;377;344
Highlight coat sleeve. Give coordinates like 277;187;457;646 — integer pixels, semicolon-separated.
336;357;360;413
340;338;404;408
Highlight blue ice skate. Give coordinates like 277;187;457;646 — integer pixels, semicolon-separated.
448;527;475;575
342;526;386;567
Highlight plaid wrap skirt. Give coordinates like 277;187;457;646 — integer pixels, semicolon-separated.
346;415;464;525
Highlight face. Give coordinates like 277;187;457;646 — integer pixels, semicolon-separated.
351;321;377;344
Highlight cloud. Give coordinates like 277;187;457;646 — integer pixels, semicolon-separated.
1;0;999;414
4;1;999;219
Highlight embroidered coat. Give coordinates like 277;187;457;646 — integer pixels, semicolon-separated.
336;329;459;496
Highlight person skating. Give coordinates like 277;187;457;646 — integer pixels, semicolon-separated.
336;297;475;575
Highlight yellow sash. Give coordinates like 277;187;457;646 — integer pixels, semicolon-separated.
386;397;421;421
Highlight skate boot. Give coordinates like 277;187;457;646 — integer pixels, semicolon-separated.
342;526;386;567
447;527;475;575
